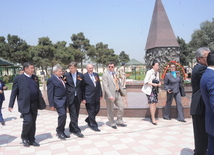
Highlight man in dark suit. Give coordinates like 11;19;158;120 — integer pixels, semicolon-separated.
191;47;210;155
64;62;84;138
82;64;103;132
200;51;214;155
8;62;44;147
0;80;7;125
47;64;70;140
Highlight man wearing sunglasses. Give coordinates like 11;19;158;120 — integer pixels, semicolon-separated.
102;62;127;129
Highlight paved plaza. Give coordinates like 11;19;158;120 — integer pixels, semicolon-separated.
0;90;195;155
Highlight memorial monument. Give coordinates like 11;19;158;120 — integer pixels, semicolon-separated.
145;0;180;70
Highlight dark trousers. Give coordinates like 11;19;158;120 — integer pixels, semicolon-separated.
21;101;38;142
0;101;4;122
68;96;81;133
192;115;208;155
56;106;67;134
164;92;184;120
85;102;100;128
207;134;214;155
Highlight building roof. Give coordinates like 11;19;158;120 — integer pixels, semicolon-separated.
145;0;179;50
125;58;143;66
0;57;14;66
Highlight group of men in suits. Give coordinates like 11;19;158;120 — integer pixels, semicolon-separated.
47;61;127;140
7;61;127;146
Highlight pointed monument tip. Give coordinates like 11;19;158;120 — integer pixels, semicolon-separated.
145;0;179;50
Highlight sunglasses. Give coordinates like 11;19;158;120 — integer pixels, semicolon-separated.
108;66;114;68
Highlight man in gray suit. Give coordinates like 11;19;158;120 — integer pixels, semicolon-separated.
102;62;127;129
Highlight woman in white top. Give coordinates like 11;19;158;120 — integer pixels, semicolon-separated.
142;60;161;125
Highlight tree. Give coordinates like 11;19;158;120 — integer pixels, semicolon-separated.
87;42;119;72
190;18;214;51
0;34;31;65
30;37;55;76
177;37;194;66
70;32;90;72
118;51;130;64
53;41;74;68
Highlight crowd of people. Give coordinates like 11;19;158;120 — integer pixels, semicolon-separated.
0;47;214;154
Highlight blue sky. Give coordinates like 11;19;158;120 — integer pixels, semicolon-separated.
0;0;213;62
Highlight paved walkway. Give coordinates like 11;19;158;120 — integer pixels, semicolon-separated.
0;90;195;155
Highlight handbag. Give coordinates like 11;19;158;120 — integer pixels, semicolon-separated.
37;91;46;110
179;83;186;97
152;79;159;84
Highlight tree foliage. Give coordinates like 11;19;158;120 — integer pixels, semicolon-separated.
118;51;130;64
87;42;119;72
0;34;31;65
70;32;90;72
177;37;194;66
190;18;214;51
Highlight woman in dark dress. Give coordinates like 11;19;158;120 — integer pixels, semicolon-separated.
142;60;161;125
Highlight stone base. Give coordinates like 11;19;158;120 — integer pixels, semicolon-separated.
44;86;192;118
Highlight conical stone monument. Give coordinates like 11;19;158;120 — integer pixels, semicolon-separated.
145;0;180;70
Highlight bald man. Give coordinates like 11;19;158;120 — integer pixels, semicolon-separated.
82;64;103;132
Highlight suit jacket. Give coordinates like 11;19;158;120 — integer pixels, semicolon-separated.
0;80;6;102
200;68;214;136
47;75;67;108
141;69;160;95
164;72;181;93
83;72;102;103
102;71;125;101
190;64;207;115
64;71;84;105
9;74;44;114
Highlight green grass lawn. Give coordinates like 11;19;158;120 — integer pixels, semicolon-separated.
128;74;145;80
5;83;13;90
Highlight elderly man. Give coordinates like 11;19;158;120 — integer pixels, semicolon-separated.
191;47;210;155
47;64;69;140
102;62;126;129
82;64;103;132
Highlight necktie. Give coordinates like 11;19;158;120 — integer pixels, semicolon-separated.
72;74;76;87
90;74;96;87
58;77;65;88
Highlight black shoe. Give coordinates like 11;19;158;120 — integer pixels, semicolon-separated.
85;118;89;123
111;125;117;129
117;123;127;127
63;133;70;138
1;121;5;125
22;139;30;147
29;141;40;147
57;133;66;140
89;126;101;132
163;117;171;120
92;128;101;132
150;117;157;125
178;120;186;122
73;132;84;138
